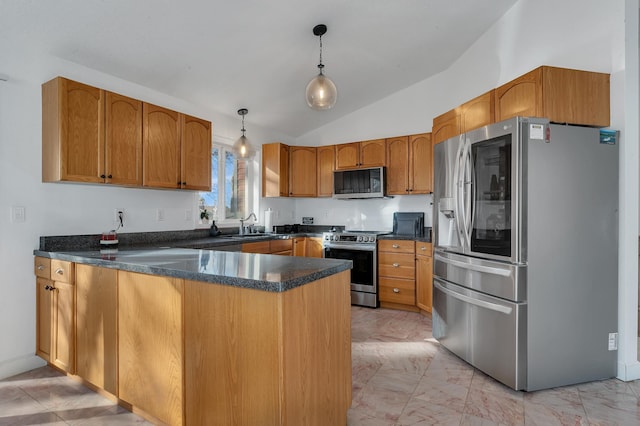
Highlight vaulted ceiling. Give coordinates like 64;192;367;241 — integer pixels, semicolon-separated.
2;0;517;137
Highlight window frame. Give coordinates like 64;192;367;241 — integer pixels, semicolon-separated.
195;135;257;228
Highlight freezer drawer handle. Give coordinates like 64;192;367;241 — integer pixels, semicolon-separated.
434;280;512;314
435;253;512;277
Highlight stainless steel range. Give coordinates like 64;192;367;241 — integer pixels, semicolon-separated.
322;230;388;308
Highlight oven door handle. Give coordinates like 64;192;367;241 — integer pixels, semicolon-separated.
434;279;512;314
324;245;376;252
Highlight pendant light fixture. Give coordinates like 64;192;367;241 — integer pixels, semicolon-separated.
305;24;337;110
232;108;255;158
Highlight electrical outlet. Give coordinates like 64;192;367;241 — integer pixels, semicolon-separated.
608;332;618;351
114;208;125;227
185;209;192;221
156;208;165;222
11;206;26;223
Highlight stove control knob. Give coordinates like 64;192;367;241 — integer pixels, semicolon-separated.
368;236;374;242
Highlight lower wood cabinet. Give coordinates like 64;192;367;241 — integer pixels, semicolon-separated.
242;238;294;255
118;271;184;426
75;264;118;395
378;240;418;312
415;241;433;313
35;257;75;373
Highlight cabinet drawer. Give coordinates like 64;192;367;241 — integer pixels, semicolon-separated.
415;242;432;257
242;241;270;253
270;239;292;253
379;277;416;305
378;240;414;253
379;252;415;279
34;257;51;278
50;260;74;283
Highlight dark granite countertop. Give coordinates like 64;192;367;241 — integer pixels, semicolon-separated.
33;247;351;293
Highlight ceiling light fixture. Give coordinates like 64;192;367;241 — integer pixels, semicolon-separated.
305;24;337;110
232;108;254;158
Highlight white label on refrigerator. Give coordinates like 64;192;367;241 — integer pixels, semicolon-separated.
530;124;544;140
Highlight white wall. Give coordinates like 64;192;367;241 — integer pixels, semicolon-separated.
0;49;294;378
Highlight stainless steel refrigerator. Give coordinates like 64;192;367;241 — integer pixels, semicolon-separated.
432;116;618;391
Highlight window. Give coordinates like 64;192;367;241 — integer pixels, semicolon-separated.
198;145;248;224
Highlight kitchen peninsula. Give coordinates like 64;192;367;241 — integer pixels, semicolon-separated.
33;247;353;425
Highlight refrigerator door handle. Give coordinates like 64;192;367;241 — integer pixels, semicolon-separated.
434;279;513;315
434;252;512;277
453;141;465;244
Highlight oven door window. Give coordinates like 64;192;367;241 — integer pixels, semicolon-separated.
471;134;512;257
324;248;374;286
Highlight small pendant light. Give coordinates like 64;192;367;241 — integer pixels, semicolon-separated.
305;24;337;110
232;108;255;158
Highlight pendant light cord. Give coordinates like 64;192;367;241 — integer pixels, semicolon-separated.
318;35;324;74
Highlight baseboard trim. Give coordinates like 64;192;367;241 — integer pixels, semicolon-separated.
0;354;46;380
617;360;640;381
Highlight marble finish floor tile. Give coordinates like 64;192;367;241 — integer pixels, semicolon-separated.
3;306;640;425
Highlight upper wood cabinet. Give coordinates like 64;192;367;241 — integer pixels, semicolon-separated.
43;77;211;191
316;145;335;197
386;133;432;195
432;108;460;145
180;115;212;191
432;91;494;145
262;142;289;197
143;103;181;189
495;66;610;127
105;92;143;186
460;91;495;134
289;146;317;197
335;139;386;170
42;77;105;183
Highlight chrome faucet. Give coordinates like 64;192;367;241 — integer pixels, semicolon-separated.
239;212;257;235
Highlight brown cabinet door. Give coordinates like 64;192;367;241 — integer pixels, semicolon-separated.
242;241;271;253
495;67;543;122
261;143;289;197
35;277;53;362
409;133;432;194
359;139;386;167
105;91;143;186
181;115;212;191
43;78;105;183
432;108;461;145
118;271;184;426
289;146;317;197
76;265;118;395
293;237;306;256
385;136;409;195
316;145;335;197
460;91;495;133
51;280;75;374
306;237;324;258
416;254;433;313
143;103;181;189
335;142;359;169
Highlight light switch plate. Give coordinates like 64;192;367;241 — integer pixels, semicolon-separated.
11;206;25;223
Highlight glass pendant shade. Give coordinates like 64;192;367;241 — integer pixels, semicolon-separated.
233;134;254;158
233;108;254;158
306;72;337;110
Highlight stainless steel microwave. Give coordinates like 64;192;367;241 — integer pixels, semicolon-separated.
333;166;386;199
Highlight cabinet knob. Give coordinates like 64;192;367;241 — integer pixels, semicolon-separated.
392;244;400;249
393;288;400;293
108;174;113;179
55;268;64;275
392;263;400;267
420;246;427;251
37;265;45;271
44;285;55;291
100;174;106;179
